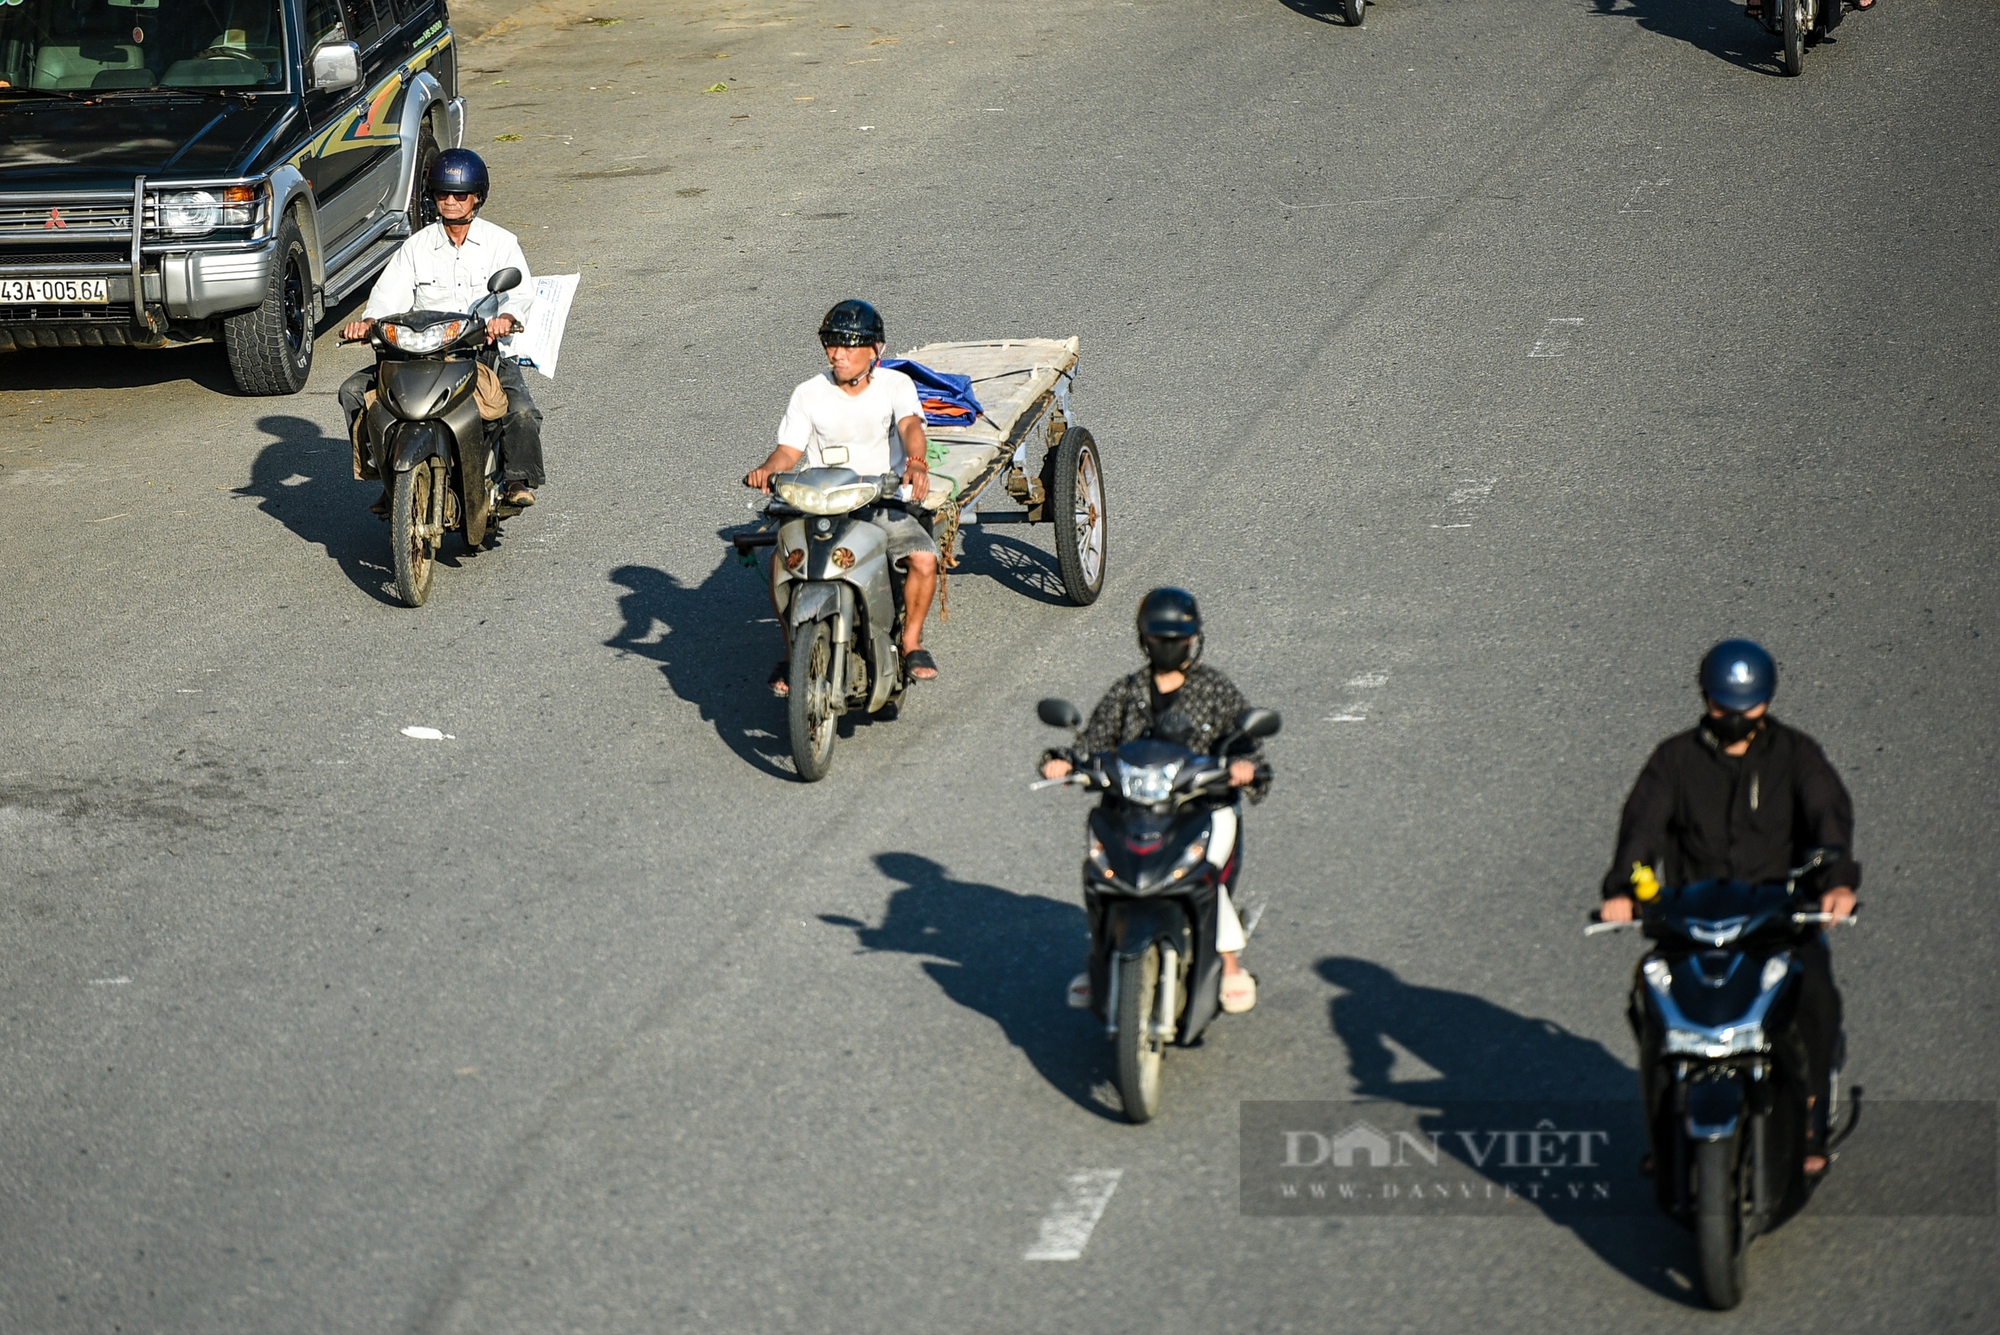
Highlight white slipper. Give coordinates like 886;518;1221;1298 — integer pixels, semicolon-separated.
1220;971;1258;1014
1067;973;1091;1009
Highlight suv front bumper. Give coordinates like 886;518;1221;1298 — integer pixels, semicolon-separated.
0;240;276;349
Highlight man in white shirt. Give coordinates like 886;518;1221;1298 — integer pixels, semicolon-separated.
338;150;545;509
744;300;941;692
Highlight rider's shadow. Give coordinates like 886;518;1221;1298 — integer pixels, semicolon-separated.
1584;0;1790;75
1318;957;1703;1307
605;560;794;778
245;414;401;604
822;852;1120;1121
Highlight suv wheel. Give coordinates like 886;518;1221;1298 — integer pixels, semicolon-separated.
408;125;441;232
223;212;314;395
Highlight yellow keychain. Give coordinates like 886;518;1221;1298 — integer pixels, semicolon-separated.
1630;863;1661;902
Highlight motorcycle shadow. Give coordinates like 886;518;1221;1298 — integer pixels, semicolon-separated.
605;560;796;779
823;852;1123;1122
246;414;406;605
1585;0;1792;76
1318;956;1708;1308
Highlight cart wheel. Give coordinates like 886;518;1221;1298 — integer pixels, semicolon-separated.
1051;427;1106;606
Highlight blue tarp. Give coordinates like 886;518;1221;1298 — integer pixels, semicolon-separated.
881;357;984;428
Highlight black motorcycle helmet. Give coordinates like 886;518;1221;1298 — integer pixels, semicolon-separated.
1137;587;1202;673
426;148;490;208
819;298;885;347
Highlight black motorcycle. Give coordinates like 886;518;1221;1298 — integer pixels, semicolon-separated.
1762;0;1842;76
1588;848;1860;1308
348;267;524;607
1035;699;1279;1123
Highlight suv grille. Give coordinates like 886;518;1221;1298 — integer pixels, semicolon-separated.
0;249;130;268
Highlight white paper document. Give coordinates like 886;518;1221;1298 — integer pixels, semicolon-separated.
512;272;579;379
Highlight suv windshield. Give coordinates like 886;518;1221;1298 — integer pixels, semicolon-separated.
0;0;288;93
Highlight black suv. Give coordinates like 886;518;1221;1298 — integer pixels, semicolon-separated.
0;0;463;394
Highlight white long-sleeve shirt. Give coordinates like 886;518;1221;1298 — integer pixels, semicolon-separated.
364;217;534;355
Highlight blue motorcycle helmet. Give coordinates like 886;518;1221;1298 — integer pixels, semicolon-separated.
1699;639;1777;713
426;148;491;208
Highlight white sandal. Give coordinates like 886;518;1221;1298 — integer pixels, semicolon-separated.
1220;971;1258;1014
1067;973;1092;1008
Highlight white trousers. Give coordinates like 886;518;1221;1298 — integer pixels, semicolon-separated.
1210;808;1246;953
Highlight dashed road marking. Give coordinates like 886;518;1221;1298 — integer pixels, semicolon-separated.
1024;1169;1123;1260
1619;178;1671;214
1528;318;1583;357
1431;477;1498;529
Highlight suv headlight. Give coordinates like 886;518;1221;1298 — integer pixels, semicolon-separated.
381;319;467;354
157;184;265;237
777;480;878;515
1664;1026;1765;1058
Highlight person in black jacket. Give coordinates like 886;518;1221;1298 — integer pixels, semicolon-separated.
1600;639;1858;1175
1041;588;1270;1013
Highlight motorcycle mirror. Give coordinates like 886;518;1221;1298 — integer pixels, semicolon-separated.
487;267;524;295
1037;698;1083;730
1234;707;1282;740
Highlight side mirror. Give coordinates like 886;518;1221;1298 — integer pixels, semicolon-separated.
487;267;523;295
310;41;361;92
1037;698;1083;730
1234;707;1282;741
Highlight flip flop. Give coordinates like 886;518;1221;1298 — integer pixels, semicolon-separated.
1067;973;1091;1009
768;659;790;698
904;648;939;682
503;486;535;507
1220;971;1258;1014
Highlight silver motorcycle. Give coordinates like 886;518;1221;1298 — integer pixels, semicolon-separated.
731;466;913;781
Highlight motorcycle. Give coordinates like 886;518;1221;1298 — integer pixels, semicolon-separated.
731;467;917;781
1586;847;1860;1309
1034;698;1280;1123
347;266;524;607
1762;0;1842;77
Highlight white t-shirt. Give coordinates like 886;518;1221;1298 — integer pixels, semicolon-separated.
776;367;924;476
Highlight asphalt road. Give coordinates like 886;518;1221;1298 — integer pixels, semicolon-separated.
3;0;1997;1331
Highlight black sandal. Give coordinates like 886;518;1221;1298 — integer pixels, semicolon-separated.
904;648;938;682
768;659;790;697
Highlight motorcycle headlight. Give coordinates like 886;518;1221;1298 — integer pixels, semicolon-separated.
1118;760;1178;805
381;320;467;354
1664;1026;1765;1058
776;480;878;515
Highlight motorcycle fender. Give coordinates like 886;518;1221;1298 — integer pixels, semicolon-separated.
391;419;455;473
380;358;476;422
1107;898;1190;961
789;580;839;629
1684;1077;1745;1143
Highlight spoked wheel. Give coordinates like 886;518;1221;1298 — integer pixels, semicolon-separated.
390;465;436;607
1051;427;1106;606
1694;1136;1749;1310
788;619;839;782
1114;946;1165;1124
1341;0;1364;24
1782;0;1807;75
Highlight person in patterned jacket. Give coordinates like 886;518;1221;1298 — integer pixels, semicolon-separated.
1040;587;1271;1013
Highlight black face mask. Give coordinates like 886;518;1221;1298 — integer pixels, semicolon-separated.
1704;710;1763;745
1144;635;1193;673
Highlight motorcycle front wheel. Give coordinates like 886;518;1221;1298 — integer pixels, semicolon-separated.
1115;946;1165;1123
391;465;435;607
788;619;838;782
1782;0;1807;75
1694;1136;1748;1309
1341;0;1364;24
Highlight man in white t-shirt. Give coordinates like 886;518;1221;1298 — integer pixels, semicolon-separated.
745;300;940;694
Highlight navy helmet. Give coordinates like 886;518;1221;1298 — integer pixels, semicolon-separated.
1699;639;1777;712
426;149;490;206
819;299;885;347
1137;587;1203;672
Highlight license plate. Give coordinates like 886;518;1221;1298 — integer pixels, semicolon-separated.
0;277;110;304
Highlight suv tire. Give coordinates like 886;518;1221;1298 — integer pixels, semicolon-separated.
223;212;314;395
408;125;441;232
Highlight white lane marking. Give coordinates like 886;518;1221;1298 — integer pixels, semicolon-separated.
1024;1169;1123;1261
1325;703;1370;723
279;473;311;487
400;726;456;741
1529;318;1584;357
1344;670;1390;690
1432;476;1498;529
1619;178;1671;214
89;977;131;986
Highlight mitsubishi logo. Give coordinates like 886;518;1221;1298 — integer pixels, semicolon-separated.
45;207;66;230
